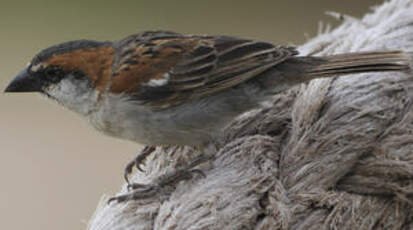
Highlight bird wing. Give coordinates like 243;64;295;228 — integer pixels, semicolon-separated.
110;31;298;109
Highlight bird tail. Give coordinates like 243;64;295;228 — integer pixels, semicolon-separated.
301;50;411;77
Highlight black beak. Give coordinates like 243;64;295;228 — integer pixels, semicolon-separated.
4;67;42;93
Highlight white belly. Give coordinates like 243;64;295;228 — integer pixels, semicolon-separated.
88;86;261;147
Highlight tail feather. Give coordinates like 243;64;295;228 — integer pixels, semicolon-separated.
303;51;411;77
253;50;411;95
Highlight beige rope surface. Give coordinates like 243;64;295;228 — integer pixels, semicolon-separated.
88;0;413;229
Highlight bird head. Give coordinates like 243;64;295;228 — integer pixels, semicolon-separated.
4;40;114;115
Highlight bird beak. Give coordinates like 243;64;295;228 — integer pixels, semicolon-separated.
4;67;42;93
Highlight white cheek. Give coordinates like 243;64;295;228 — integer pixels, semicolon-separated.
47;79;77;103
45;79;98;115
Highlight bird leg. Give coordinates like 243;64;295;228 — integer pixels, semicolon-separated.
108;155;211;204
123;146;156;185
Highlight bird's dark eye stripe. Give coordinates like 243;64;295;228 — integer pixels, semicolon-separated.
71;70;86;80
33;67;86;85
43;67;64;83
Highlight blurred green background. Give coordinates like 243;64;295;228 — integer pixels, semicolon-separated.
0;0;382;229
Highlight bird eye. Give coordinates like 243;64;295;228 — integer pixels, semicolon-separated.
43;67;63;83
71;70;85;80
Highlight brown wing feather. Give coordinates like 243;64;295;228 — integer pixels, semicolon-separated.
110;31;195;94
110;31;298;109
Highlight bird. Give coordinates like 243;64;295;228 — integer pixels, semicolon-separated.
4;30;412;203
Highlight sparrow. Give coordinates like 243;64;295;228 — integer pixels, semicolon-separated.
4;30;412;203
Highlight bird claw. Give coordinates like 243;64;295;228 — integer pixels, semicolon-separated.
108;184;160;204
109;156;211;204
126;182;152;191
123;146;156;185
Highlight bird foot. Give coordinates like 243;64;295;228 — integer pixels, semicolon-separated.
108;163;207;204
123;146;156;184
